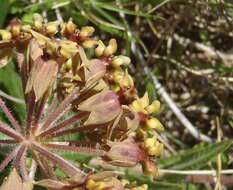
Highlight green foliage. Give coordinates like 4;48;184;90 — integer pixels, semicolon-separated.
0;62;25;124
157;141;232;169
126;169;199;190
0;0;10;27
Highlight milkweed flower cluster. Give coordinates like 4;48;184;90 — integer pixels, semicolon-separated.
0;13;164;189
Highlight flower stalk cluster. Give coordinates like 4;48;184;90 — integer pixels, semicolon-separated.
0;13;164;189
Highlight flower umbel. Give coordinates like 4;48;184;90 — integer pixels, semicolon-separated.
0;13;164;188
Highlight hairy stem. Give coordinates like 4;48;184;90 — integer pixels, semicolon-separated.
0;97;22;133
26;92;36;137
0;145;20;172
31;142;85;177
13;145;27;169
37;112;87;138
45;123;107;138
0;121;23;140
43;143;106;156
41;87;80;131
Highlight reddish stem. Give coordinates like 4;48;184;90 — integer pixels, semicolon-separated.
45;123;107;139
0;139;18;144
43;143;106;156
31;142;85;177
25;92;36;137
37;112;87;139
13;145;27;169
33;91;49;129
0;145;20;172
20;150;29;181
0;121;23;140
41;87;80;131
0;97;22;134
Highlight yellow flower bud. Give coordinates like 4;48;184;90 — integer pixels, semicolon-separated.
112;55;131;68
80;26;95;37
82;40;98;48
111;84;121;92
64;20;77;34
33;13;43;30
95;40;106;57
45;21;60;34
146;100;160;114
103;39;117;57
140;92;150;109
145;118;164;131
46;40;58;54
86;179;107;190
21;24;32;32
144;136;164;156
132;184;148;190
60;40;78;58
130;100;146;113
119;71;134;88
30;30;50;46
120;179;130;186
0;30;12;40
86;179;96;189
136;129;147;140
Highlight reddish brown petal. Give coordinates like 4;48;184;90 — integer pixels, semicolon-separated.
79;90;121;125
26;57;58;101
104;138;142;167
85;59;106;86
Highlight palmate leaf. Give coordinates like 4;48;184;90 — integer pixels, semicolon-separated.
157;141;232;170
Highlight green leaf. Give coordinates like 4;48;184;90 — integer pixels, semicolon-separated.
145;79;157;102
157;141;232;170
21;13;34;24
94;3;152;18
91;6;123;26
0;62;26;124
126;169;188;190
0;0;10;27
98;24;128;39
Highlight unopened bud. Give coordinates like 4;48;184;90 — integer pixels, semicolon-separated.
112;55;131;68
33;13;43;30
146;100;160;114
65;20;77;34
86;179;107;190
80;26;95;37
10;21;21;37
103;39;117;57
142;159;158;178
82;39;98;48
60;40;78;58
0;30;12;40
136;129;147;140
144;136;164;156
145;118;164;131
119;71;134;88
95;40;106;57
21;24;32;32
45;21;60;35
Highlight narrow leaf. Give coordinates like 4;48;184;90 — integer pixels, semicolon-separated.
157;141;232;170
